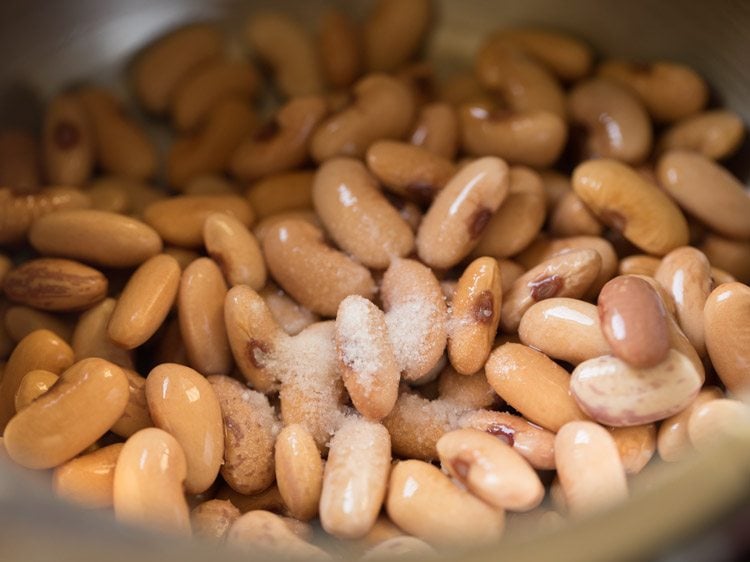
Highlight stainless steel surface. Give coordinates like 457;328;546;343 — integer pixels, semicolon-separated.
1;1;749;560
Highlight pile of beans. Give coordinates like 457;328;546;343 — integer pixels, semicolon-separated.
1;0;750;557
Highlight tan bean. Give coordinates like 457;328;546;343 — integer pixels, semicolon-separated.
183;174;238;197
274;424;323;521
217;484;289;515
459;104;567;167
3;358;128;468
88;175;162;218
245;171;314;220
168;99;256;188
260;284;319;337
13;369;58;411
313;158;414;269
657;386;724;462
320;419;391;539
386;459;504;545
107;254;180;349
0;186;91;245
172;59;259;132
381;258;447;382
549;191;603;238
245;12;324;97
437;366;496;410
366;140;456;204
53;443;123;508
311;73;416;162
539;169;572;212
448;257;502;375
203;213;265;290
568;78;652;164
704;282;750;394
110;369;153;438
363;0;432;72
555;421;628;516
77;87;157;180
208;374;280;495
3;258;107;312
4;306;72;343
501;249;601;333
409;102;459;160
598;59;708;122
192;499;241;540
438;428;543;512
0;130;41;193
497;259;526;294
335;296;399;420
572;159;688;256
318;8;362;88
145;363;224;494
475;40;566;118
688;399;750;451
42;93;94;186
472;166;546;259
144;194;253;249
655;246;712;357
608;423;656;475
488;28;592;81
362;536;435;559
485;343;586;432
519;298;611;365
658;110;745;160
711;267;737;287
85;180;130;213
598;275;670;368
700;234;750;285
262;219;376;317
230;96;327;181
113;427;191;535
72;298;134;369
227;510;330;559
417;157;509;268
30;209;162;268
571;350;702;426
619;254;660;277
657;150;750;240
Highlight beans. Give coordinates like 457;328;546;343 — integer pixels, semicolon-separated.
110;369;152;438
230;96;327;182
409;102;459;160
274;424;323;521
571;350;702;426
519;298;611;365
4;306;72;343
703;282;750;395
363;0;432;72
178;258;232;375
657;150;750;240
335;296;399;420
191;499;240;540
619;254;661;277
72;298;134;369
501;248;601;333
555;421;628;516
437;367;496;410
246;171;314;219
572;159;689;256
381;258;448;382
549;191;602;238
362;537;435;559
226;510;330;559
437;428;544;511
313;158;414;269
310;74;415;162
486;343;587;432
244;12;324;97
448;257;502;375
320;418;391;539
0;130;41;193
657;386;724;462
3;358;128;468
318;8;362;89
262;219;376;317
30;209;162;268
108;254;181;349
3;258;107;312
143;194;253;249
145;363;224;494
417;157;509;268
260;284;319;336
171;59;259;132
658;110;745;160
568;78;652;164
113;427;191;535
203;213;266;290
208;375;280;495
608;423;656;475
598;276;670;368
14;369;58;411
688;399;750;451
458;104;568;167
598;59;708;122
53;443;123;508
42;93;94;186
700;234;750;284
386;459;505;545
